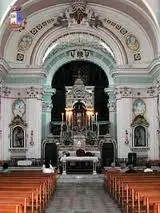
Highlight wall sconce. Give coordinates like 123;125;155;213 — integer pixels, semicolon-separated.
30;130;34;146
125;130;129;144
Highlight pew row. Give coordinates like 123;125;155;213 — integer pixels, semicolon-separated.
0;171;57;213
104;171;160;213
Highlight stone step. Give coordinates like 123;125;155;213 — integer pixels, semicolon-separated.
57;174;104;183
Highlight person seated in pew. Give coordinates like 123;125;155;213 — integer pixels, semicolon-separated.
107;162;118;172
144;162;153;172
119;163;128;173
42;161;55;173
1;162;10;173
125;164;137;173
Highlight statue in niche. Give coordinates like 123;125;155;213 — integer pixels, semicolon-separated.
12;126;24;148
134;126;146;147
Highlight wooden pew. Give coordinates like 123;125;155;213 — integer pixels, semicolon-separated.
0;171;57;213
0;203;23;213
104;171;160;213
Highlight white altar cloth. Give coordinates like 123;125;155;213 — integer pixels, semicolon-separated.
60;156;98;162
17;160;32;166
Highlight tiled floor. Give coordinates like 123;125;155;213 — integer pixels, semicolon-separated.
45;178;121;213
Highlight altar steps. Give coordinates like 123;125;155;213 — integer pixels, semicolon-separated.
58;174;104;184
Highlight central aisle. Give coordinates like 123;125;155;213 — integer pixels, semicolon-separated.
46;175;121;213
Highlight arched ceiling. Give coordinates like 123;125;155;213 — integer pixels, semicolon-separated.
0;0;160;85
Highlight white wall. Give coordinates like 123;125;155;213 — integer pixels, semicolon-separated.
0;97;12;160
146;97;159;160
26;98;42;159
116;98;132;159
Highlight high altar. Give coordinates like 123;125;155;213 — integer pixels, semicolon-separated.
43;74;114;167
59;76;100;157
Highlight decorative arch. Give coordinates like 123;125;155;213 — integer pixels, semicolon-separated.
1;0;159;61
30;27;126;66
43;48;116;87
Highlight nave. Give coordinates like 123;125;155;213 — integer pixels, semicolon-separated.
46;175;121;213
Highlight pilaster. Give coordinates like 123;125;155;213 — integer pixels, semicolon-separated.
105;87;116;139
25;87;44;159
115;87;133;159
42;87;56;139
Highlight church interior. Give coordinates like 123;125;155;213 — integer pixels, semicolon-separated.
0;0;160;212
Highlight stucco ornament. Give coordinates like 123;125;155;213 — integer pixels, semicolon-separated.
133;99;146;116
126;34;140;51
18;34;33;51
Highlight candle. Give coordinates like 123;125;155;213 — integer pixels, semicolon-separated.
95;112;98;126
61;112;64;124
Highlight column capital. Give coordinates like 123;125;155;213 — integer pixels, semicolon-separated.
44;87;56;96
42;101;53;112
107;100;116;112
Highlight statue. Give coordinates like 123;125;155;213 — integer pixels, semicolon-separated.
13;127;24;147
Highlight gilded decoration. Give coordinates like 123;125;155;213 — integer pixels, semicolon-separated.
131;115;149;127
126;34;140;51
9;115;27;127
18;34;33;52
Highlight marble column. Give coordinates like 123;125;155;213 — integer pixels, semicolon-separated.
105;88;116;139
42;87;56;139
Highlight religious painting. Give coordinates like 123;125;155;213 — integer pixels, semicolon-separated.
133;99;146;116
134;125;146;147
12;126;24;148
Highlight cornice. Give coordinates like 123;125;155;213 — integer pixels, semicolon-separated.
148;57;160;76
8;67;46;78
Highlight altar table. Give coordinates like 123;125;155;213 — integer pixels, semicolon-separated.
17;160;32;166
60;156;99;175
